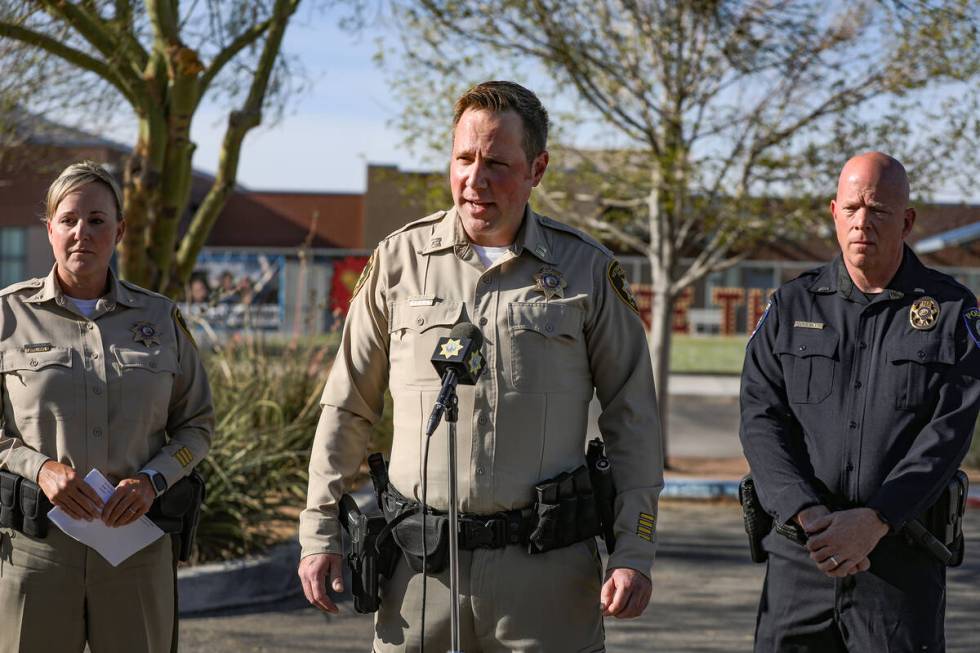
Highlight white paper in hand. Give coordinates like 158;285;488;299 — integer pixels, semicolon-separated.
48;468;165;567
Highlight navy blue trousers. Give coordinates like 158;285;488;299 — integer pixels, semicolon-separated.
754;530;946;653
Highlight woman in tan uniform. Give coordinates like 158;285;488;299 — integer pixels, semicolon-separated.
0;161;214;652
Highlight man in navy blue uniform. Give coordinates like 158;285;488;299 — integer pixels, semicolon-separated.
740;152;980;652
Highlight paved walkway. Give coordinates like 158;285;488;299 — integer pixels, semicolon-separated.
179;501;980;652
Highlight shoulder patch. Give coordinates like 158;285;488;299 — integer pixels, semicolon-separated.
748;300;772;344
173;306;197;349
607;260;640;315
351;251;376;301
539;215;614;257
0;278;44;297
382;211;447;242
963;306;980;348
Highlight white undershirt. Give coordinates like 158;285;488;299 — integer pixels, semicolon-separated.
472;244;512;268
66;295;100;318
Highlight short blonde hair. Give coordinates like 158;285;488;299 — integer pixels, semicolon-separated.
45;161;123;222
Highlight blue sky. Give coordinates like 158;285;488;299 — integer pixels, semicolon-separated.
179;6;430;193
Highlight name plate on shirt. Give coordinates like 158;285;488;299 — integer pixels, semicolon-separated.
793;321;824;330
408;296;438;307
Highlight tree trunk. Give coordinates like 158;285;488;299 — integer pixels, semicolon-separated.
647;267;675;465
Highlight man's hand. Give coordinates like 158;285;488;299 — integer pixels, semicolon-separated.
600;567;652;619
298;553;345;614
102;475;156;527
804;508;888;577
795;504;830;531
37;461;102;521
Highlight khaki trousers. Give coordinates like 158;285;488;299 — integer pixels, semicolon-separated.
0;526;175;653
374;537;605;653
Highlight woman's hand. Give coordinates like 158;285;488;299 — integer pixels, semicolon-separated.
102;475;156;527
37;461;103;521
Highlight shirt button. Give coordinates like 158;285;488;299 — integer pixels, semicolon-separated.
478;415;489;426
545;324;554;333
846;462;855;472
86;323;94;330
798;345;807;352
849;421;857;429
854;381;862;389
416;317;424;326
92;427;102;438
917;350;926;359
859;342;867;349
479;317;488;326
91;352;100;360
476;466;485;475
29;358;38;367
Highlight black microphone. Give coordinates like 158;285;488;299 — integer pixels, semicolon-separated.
425;322;486;436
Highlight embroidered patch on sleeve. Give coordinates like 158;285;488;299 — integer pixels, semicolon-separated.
173;447;194;467
748;301;771;345
350;251;376;302
607;260;640;315
636;512;657;541
963;307;980;347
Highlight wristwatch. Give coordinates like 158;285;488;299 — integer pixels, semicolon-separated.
144;470;168;497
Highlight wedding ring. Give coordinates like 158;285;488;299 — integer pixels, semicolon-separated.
829;555;840;567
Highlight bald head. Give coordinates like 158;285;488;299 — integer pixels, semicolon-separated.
838;152;911;208
831;151;916;291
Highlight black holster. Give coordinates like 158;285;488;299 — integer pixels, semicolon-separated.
907;470;969;567
586;438;617;554
528;464;602;554
337;453;400;613
738;475;773;563
147;471;206;563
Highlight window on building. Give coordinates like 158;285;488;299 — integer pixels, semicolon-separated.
0;227;26;287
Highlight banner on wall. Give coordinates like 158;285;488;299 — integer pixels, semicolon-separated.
330;256;370;316
183;252;285;330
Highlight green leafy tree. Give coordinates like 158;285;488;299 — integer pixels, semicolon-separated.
380;0;980;455
0;0;304;295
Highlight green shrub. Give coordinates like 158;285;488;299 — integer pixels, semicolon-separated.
188;332;394;562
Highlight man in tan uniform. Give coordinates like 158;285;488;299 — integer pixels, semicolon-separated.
0;161;213;653
299;81;664;651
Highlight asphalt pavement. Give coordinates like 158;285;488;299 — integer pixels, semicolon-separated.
179;501;980;652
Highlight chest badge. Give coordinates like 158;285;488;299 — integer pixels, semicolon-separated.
533;267;567;300
130;321;161;347
909;297;940;331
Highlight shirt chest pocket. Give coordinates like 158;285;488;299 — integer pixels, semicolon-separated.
887;339;955;411
775;330;839;404
0;347;76;421
388;300;466;387
508;302;588;393
111;346;180;422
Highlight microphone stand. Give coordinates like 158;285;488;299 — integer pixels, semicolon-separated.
445;390;463;653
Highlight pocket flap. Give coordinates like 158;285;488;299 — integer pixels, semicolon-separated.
888;339;955;365
113;347;179;373
389;300;464;334
774;329;839;359
508;302;583;338
0;347;73;372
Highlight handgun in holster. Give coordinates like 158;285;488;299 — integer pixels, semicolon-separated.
336;453;399;614
906;470;969;567
586;438;617;554
147;471;206;562
738;475;773;563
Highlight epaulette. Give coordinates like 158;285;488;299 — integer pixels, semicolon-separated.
119;279;174;303
381;211;448;242
924;267;975;300
0;278;44;297
538;215;614;258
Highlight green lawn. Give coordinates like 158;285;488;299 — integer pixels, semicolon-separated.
669;334;749;375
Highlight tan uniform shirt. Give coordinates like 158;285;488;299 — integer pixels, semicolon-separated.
300;207;664;575
0;267;213;488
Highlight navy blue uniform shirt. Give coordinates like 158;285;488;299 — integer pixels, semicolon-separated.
740;247;980;530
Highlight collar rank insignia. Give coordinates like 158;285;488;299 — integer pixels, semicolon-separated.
131;321;161;347
533;267;567;300
439;338;464;359
909;297;940;331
